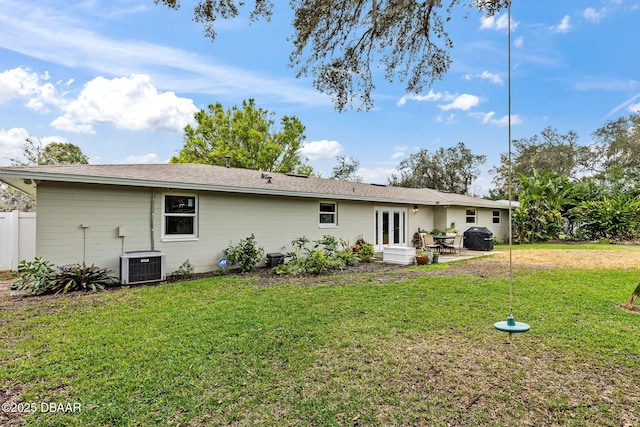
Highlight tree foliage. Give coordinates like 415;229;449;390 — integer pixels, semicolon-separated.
171;99;313;174
490;127;591;199
569;196;640;241
10;137;89;166
331;156;362;182
155;0;509;110
512;171;574;243
591;113;640;181
389;142;486;194
1;137;89;212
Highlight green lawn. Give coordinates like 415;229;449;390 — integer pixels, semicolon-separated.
1;250;639;426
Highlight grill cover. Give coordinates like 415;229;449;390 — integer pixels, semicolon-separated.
463;227;494;251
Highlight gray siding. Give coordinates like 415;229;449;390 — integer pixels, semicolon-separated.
36;183;376;276
35;183;511;277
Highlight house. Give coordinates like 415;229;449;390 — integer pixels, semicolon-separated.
0;163;512;277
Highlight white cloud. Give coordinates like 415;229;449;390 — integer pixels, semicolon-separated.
390;151;405;160
398;91;481;111
0;127;29;164
299;140;343;161
436;114;456;125
0;67;62;111
602;92;640;119
358;166;396;185
629;103;640;113
397;90;442;106
50;74;198;134
0;68;197;134
583;7;603;23
469;175;493;198
463;71;503;85
550;15;571;33
0;2;327;107
480;13;518;31
470;112;522;126
439;94;480;111
513;36;524;48
124;153;160;164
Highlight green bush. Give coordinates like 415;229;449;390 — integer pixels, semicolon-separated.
15;258;116;295
223;234;265;273
304;251;331;274
171;259;195;280
337;250;359;267
50;263;117;293
14;257;56;295
357;243;375;262
569;195;640;241
274;235;372;275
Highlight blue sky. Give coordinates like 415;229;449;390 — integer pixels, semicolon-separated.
1;0;639;195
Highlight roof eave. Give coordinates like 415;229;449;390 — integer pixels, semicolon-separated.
0;169;438;205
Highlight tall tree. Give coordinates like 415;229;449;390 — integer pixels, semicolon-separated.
389;142;486;194
8;137;89;166
155;0;509;110
171;99;313;174
591;113;640;183
331;156;362;182
490;127;592;198
1;137;89;211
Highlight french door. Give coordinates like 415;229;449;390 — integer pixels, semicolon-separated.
374;207;408;252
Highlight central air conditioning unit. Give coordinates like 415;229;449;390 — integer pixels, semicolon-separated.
120;251;166;285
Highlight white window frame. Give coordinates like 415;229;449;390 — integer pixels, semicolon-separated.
162;193;198;241
492;210;501;224
319;201;338;228
465;208;477;224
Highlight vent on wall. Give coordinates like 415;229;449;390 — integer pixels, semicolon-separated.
120;251;166;285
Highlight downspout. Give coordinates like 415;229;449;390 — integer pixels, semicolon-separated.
150;188;156;251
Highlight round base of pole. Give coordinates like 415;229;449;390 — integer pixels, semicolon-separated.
494;315;530;333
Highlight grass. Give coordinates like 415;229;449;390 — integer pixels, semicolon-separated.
0;270;18;281
1;249;639;426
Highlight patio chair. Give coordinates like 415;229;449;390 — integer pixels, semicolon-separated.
442;234;463;255
419;233;441;251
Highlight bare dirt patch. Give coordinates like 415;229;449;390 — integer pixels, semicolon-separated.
490;248;640;270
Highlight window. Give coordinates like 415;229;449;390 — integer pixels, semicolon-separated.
319;202;337;227
163;194;198;239
465;208;477;224
492;210;501;224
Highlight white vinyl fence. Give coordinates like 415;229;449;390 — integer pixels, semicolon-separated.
0;211;36;271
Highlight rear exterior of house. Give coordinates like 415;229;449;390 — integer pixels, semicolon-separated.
1;164;511;278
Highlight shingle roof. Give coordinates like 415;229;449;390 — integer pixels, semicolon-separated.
0;163;510;208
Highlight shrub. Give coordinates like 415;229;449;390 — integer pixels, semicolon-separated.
171;259;195;280
14;257;56;295
357;243;375;263
223;234;265;273
304;251;330;274
337;250;359;267
50;263;117;294
273;262;305;276
314;235;341;258
15;258;116;295
274;235;371;275
569;196;640;241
